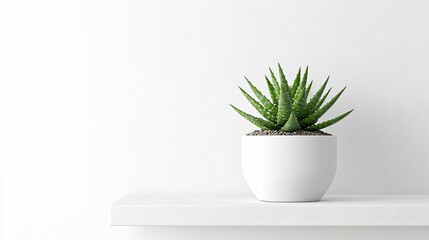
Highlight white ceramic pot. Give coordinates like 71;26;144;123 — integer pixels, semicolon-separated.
242;135;337;202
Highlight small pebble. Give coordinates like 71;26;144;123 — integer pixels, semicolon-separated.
246;129;331;136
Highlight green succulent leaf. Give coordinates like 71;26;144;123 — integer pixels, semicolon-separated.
299;66;309;94
300;87;347;128
265;76;278;106
230;104;276;130
278;63;291;97
239;87;277;123
231;65;352;133
301;77;329;117
292;86;306;119
290;67;301;97
269;67;280;97
306;80;313;98
281;112;301;132
276;84;293;127
315;87;332;111
306;109;354;131
292;67;309;118
245;77;277;115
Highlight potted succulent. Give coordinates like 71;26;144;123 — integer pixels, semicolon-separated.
230;64;353;202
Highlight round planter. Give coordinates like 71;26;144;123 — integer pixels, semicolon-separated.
242;135;337;202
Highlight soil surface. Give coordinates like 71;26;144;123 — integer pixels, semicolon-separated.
246;130;332;136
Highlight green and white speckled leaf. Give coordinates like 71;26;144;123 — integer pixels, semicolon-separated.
230;64;351;133
301;77;329;118
230;104;276;130
265;76;278;106
300;87;347;128
290;67;301;97
292;67;308;119
315;87;332;111
239;87;277;123
269;67;280;97
306;80;313;99
278;63;291;97
306;109;354;131
245;77;277;115
276;84;293;127
293;86;306;117
281;112;301;132
298;66;309;96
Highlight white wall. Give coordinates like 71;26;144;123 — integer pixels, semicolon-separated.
1;0;429;239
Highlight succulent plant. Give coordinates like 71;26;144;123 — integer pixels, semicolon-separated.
230;64;353;132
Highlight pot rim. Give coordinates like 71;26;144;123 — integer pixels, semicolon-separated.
242;135;337;138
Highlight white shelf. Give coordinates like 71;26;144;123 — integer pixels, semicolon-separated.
110;194;429;226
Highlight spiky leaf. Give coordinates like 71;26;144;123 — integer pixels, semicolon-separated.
265;76;278;106
281;112;301;132
230;104;276;130
239;87;277;123
276;84;293;127
315;87;332;111
290;68;301;97
278;63;291;96
301;77;329;117
245;77;277;115
269;68;280;97
292;67;308;118
306;80;313;98
300;87;346;128
299;66;309;95
293;86;306;119
306;109;354;131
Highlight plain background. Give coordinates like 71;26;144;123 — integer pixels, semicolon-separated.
1;0;429;239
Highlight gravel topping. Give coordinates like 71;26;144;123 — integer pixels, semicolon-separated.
246;130;332;136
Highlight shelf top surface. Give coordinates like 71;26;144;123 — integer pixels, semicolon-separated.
113;194;429;206
111;194;429;226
